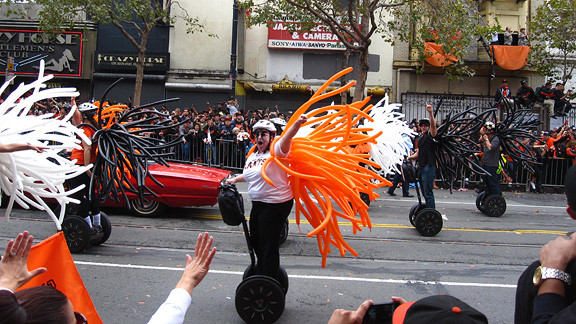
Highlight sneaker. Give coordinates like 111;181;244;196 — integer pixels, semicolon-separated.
387;192;396;196
403;194;414;197
530;182;536;190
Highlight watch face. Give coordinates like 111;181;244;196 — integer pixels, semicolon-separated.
533;266;543;286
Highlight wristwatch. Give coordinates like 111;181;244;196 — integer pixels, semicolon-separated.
533;266;572;286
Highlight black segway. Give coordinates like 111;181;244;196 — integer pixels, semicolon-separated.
218;182;288;324
475;191;506;217
59;204;112;253
403;162;442;237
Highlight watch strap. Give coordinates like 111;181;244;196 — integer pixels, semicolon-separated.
541;267;572;285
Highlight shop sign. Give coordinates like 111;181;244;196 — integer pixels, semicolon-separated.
268;20;349;51
0;29;82;77
95;52;169;73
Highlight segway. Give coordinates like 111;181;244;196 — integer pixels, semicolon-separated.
475;191;506;217
403;163;442;237
59;204;112;253
218;183;288;324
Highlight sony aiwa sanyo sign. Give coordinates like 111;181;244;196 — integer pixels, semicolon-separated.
0;29;82;77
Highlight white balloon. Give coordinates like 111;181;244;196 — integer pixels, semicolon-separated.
0;60;91;231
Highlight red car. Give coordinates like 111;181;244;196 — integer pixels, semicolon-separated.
103;162;231;217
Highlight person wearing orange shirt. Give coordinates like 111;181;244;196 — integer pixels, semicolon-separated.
68;103;103;237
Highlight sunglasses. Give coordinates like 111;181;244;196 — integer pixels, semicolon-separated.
75;311;87;324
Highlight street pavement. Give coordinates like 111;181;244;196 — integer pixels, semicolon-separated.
0;184;572;324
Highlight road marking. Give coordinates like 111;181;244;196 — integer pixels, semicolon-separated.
235;190;566;210
74;260;517;289
192;215;568;236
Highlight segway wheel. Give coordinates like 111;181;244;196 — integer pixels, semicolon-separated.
279;218;289;246
62;216;91;253
476;192;486;213
360;192;371;207
278;266;289;294
243;264;256;280
409;203;426;227
90;212;112;246
243;265;289;295
484;194;506;217
235;275;285;324
414;208;443;237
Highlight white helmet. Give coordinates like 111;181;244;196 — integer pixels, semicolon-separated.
485;121;496;132
252;120;276;132
78;102;98;114
270;117;287;133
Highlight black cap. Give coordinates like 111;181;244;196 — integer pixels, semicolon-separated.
419;118;430;126
502;79;508;83
521;80;527;85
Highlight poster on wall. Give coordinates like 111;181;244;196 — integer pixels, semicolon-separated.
0;29;83;77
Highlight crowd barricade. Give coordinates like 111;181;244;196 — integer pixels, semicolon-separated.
445;156;572;191
164;133;573;189
161;135;246;172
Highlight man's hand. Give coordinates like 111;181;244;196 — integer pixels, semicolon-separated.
327;300;373;324
540;232;576;270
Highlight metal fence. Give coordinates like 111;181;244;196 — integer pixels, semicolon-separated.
164;135;248;173
401;92;576;129
400;92;496;124
161;93;573;190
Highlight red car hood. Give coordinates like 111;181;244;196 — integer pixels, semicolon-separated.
148;163;231;186
105;162;231;208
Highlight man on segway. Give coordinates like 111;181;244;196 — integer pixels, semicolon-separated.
408;103;438;209
475;121;507;217
479;121;501;197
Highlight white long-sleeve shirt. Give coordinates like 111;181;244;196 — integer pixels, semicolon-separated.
147;288;192;324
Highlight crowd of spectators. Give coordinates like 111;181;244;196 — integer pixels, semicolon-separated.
492;78;573;119
159;100;291;169
12;92;293;171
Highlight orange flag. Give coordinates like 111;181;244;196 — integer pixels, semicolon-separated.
491;45;530;70
18;232;103;324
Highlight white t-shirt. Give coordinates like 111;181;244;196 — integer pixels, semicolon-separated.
243;140;293;203
227;104;239;116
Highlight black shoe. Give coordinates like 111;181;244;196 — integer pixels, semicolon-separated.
90;225;104;238
387;192;396;196
403;194;414;197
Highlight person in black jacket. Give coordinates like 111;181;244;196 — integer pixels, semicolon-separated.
514;165;576;323
536;82;556;116
516;80;535;108
553;83;573;116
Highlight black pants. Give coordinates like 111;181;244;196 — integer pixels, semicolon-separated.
482;165;501;196
250;199;293;280
67;172;100;218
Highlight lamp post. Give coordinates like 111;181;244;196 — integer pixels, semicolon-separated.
230;1;239;99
